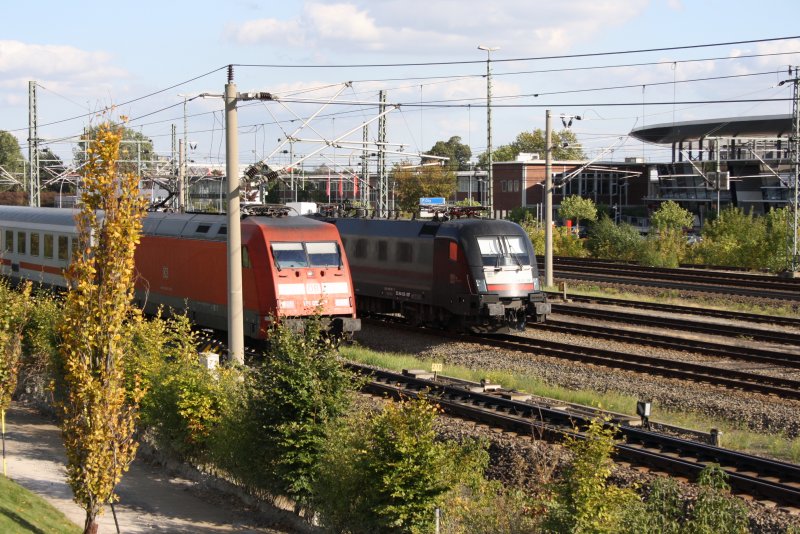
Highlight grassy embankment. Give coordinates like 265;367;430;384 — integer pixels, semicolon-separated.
0;476;80;534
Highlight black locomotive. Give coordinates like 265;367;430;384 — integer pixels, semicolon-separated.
325;215;550;332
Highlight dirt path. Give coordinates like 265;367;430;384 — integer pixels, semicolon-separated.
2;403;305;533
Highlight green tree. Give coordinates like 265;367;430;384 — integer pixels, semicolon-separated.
692;207;766;269
424;136;472;170
477;129;583;167
37;148;67;184
57;122;147;534
392;163;456;212
74;122;155;175
559;195;598;232
650;200;694;233
0;130;25;176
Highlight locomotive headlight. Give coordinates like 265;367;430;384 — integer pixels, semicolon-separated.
476;279;487;292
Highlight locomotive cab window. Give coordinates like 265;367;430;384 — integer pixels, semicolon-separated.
477;236;530;267
307;242;341;267
242;246;251;268
271;242;308;269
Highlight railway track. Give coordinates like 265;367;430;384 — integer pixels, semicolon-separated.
545;292;800;329
364;316;800;400
538;257;800;301
350;363;800;509
533;319;800;370
551;304;800;346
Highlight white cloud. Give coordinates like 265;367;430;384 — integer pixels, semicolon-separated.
224;18;306;47
223;0;650;56
0;40;126;79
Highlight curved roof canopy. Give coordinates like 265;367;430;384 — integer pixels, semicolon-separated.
629;114;792;144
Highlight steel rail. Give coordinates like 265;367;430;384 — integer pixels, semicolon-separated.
551;305;800;345
546;292;800;328
350;363;800;507
534;319;800;369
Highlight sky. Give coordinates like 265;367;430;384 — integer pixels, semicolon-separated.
2;0;800;175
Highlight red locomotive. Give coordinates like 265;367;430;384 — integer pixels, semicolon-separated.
0;206;360;340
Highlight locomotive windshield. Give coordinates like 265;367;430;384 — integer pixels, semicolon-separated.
271;241;341;269
477;236;531;267
307;242;341;267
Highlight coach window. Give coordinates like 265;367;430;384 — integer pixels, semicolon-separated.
354;238;368;259
30;232;40;257
307;242;341;267
378;241;388;261
17;231;26;255
3;230;11;253
271;242;308;269
71;238;80;259
58;235;69;261
44;234;54;259
396;242;413;263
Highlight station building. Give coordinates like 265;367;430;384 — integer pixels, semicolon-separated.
475;114;795;230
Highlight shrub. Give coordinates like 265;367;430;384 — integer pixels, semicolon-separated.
686;464;747;534
638;230;685;268
554;226;589;258
128;312;243;462
693;207;766;269
543;418;639;533
587;214;644;261
314;397;496;534
0;280;32;411
224;318;356;510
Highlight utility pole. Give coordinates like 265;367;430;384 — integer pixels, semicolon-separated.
28;81;40;207
780;67;800;273
225;66;245;365
544;109;554;287
478;45;499;218
378;90;387;217
792;67;800;273
178;138;185;211
361;124;369;206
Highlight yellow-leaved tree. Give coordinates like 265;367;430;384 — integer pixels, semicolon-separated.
58;121;146;534
0;279;31;474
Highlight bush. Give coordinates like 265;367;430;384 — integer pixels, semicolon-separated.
127;312;244;462
587;214;644;261
222;318;356;510
554;226;589;257
314;397;497;533
638;230;685;268
687;464;748;534
693;207;766;269
544;418;639;533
